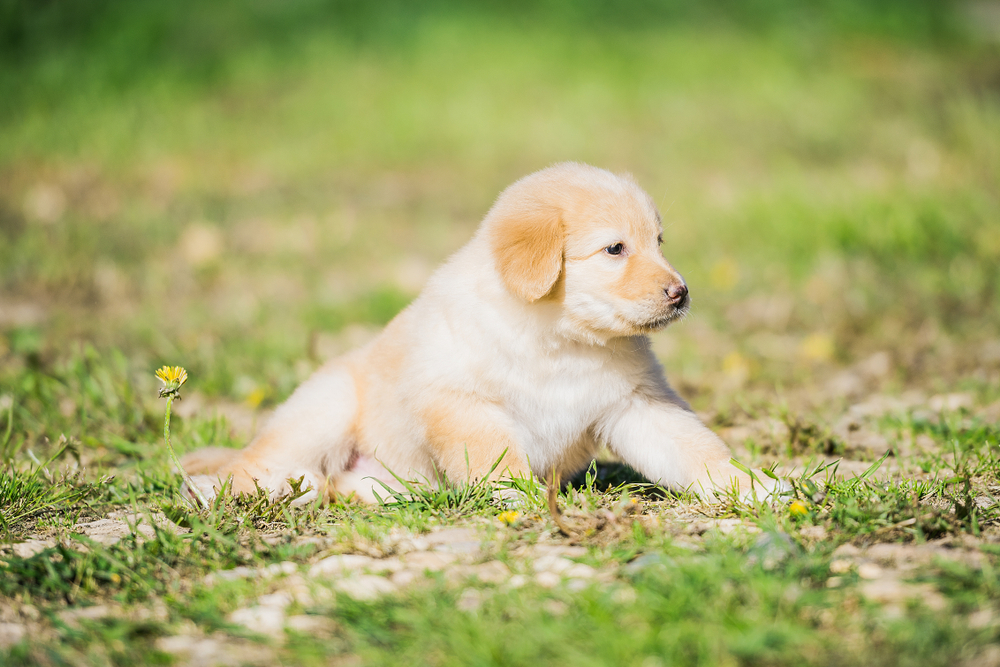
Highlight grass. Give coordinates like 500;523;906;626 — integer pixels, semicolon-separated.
2;1;1000;665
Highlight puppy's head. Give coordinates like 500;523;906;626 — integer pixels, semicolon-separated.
486;162;689;342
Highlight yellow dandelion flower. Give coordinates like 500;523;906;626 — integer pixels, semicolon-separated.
788;500;809;517
156;365;188;399
497;510;520;525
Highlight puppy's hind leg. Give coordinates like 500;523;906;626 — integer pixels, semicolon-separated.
186;363;360;504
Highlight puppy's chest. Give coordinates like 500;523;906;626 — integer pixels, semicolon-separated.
501;354;631;433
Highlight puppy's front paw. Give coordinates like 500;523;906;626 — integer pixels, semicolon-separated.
182;474;220;506
732;474;790;504
494;485;533;510
272;470;324;506
698;463;790;504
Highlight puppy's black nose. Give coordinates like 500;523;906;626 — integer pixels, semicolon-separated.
665;283;688;306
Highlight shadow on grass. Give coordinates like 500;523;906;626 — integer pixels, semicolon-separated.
566;461;673;500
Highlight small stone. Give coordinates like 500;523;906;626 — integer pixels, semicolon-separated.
390;570;420;587
470;561;512;584
826;577;843;588
257;591;293;609
364;557;405;574
456;589;483;612
155;635;251;665
0;623;26;648
309;554;375;577
12;540;54;558
832;544;861;558
335;575;397;601
800;525;827;540
860;579;946;611
857;563;883;580
74;518;155;545
525;544;587;559
229;605;285;636
58;605;114;626
534;571;561;588
830;559;853;574
566;578;589;592
425;528;481;554
286;615;336;634
533;555;576;574
929;393;973;412
507;574;529;589
566;563;597;579
263;561;298;577
446;561;512;585
969;609;995;630
543;599;568;616
400;551;458;571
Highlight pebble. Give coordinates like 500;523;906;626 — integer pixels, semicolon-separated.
533;555;577;574
286;615;336;634
73;518;156;545
857;563;883;580
800;525;828;540
542;599;568;616
12;540;54;559
256;591;293;609
829;559;853;574
57;605;115;626
155;635;270;666
390;570;421;587
425;528;482;554
534;571;562;588
335;575;397;601
0;622;26;648
205;561;298;586
229;605;286;636
400;551;458;571
523;544;587;559
860;579;947;611
457;588;484;612
309;554;375;577
444;561;512;585
832;544;861;558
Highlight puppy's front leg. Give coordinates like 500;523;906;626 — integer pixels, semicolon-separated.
422;394;532;495
598;394;781;502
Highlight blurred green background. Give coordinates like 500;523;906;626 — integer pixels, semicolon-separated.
1;0;998;429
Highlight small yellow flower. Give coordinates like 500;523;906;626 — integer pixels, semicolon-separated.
156;365;188;399
497;510;520;525
788;500;809;517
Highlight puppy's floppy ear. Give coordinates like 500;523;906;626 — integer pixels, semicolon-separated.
486;199;564;302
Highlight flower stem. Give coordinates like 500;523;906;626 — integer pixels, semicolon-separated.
163;395;209;508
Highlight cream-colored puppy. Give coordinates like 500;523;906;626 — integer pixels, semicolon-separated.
183;163;782;504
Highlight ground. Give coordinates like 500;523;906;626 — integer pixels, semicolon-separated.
1;2;1000;665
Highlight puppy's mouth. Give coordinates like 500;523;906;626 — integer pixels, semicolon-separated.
638;304;690;332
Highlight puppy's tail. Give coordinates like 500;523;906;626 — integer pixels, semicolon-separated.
180;447;240;475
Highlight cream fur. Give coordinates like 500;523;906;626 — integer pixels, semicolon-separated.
182;163;783;505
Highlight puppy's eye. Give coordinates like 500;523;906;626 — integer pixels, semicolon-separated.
605;243;625;256
657;234;663;245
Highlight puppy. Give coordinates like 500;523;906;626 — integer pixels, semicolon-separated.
182;163;782;504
